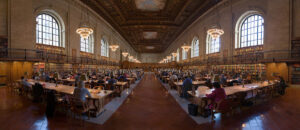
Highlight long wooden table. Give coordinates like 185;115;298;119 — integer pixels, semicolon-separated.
174;81;206;86
174;81;206;95
187;81;277;116
189;81;274;98
126;78;136;84
19;79;113;117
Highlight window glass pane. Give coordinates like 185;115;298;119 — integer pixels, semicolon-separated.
36;14;61;47
192;39;199;57
206;35;220;54
239;15;264;48
101;38;108;57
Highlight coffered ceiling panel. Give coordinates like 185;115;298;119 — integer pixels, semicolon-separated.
81;0;221;53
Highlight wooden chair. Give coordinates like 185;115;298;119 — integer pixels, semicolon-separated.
255;87;271;103
55;93;71;116
211;98;234;121
6;82;15;94
13;81;22;95
231;92;247;111
69;96;91;123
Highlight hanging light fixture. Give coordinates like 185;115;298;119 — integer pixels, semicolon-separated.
207;0;224;39
167;56;172;60
122;51;129;57
76;25;93;39
163;58;167;63
207;25;224;39
76;0;93;39
171;52;177;57
128;56;134;60
181;44;191;52
109;44;119;51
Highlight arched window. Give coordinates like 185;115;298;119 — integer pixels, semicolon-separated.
236;12;264;48
206;35;220;54
101;38;109;57
36;13;62;47
172;55;175;61
80;35;94;53
176;48;180;61
191;38;199;57
182;49;187;60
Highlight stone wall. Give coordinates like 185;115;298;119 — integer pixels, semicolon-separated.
4;0;137;61
163;0;299;61
138;53;162;63
0;0;7;37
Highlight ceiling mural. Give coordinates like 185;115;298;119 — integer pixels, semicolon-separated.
82;0;221;53
143;32;158;39
135;0;166;11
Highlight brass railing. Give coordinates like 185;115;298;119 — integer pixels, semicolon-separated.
185;50;299;66
0;48;120;66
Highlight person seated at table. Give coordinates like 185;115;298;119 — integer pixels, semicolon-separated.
212;74;220;83
245;74;252;83
73;81;91;103
20;76;31;95
118;74;127;82
278;76;287;95
237;75;243;83
182;75;193;98
97;76;105;84
170;73;178;82
131;72;137;78
75;73;81;87
220;74;227;86
108;76;117;90
191;73;196;81
206;82;226;110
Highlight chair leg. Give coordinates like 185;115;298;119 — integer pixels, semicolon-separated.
211;110;214;121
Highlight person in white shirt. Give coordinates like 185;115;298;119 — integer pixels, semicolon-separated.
73;81;91;102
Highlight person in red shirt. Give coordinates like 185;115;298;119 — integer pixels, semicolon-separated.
206;82;226;110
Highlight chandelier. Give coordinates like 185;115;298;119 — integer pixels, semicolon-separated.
128;56;134;60
122;52;129;57
109;45;119;51
171;53;177;57
76;1;93;39
163;58;167;62
166;56;172;60
76;25;93;39
207;25;224;39
181;45;191;52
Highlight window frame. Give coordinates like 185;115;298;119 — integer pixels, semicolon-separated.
235;11;265;49
191;38;199;57
182;48;187;60
176;48;180;61
80;35;94;53
36;13;62;47
101;38;109;57
206;35;221;54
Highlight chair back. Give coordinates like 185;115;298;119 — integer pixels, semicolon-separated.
69;96;89;113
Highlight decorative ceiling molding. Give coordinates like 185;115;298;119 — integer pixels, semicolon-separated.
81;0;221;53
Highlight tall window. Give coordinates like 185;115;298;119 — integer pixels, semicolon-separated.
176;48;180;61
101;38;109;57
191;38;199;57
36;14;62;47
172;55;175;61
206;35;220;54
80;35;94;53
182;49;187;60
239;15;264;48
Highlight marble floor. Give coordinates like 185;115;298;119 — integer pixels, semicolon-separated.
0;73;299;130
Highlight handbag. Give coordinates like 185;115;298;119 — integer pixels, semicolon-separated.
188;104;198;116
